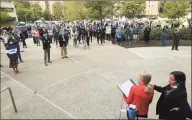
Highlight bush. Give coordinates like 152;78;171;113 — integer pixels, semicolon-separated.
120;27;191;41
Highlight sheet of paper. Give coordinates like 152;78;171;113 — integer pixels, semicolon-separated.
117;79;136;97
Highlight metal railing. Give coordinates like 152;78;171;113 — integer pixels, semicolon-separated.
0;87;17;113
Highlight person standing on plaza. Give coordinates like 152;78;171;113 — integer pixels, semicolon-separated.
133;26;140;43
58;31;69;59
42;33;52;66
20;30;27;48
126;26;131;44
144;26;151;44
162;26;168;46
111;24;116;44
172;28;181;51
13;30;24;62
90;25;93;43
48;28;53;44
96;26;102;44
1;30;9;47
153;71;192;120
101;26;106;43
53;27;59;47
105;24;111;41
72;29;78;48
6;37;19;73
81;25;86;44
34;30;40;46
77;25;82;44
85;26;91;47
32;28;36;44
115;26;122;45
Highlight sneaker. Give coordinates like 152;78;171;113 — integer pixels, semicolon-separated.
64;56;69;58
48;61;52;63
62;57;64;59
45;63;48;66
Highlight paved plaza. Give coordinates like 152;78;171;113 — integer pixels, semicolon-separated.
1;38;191;119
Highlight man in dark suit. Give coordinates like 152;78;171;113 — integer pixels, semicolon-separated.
42;32;52;66
85;26;91;47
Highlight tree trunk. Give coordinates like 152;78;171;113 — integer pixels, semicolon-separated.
99;7;102;26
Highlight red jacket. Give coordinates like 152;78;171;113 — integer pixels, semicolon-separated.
123;83;154;115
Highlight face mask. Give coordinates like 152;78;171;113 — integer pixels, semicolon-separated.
9;42;13;44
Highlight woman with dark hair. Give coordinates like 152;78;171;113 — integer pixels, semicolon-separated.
153;71;192;120
6;37;19;73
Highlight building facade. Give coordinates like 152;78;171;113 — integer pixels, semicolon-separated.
0;1;18;22
145;1;159;16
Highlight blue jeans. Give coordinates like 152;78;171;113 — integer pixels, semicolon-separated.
126;35;130;42
162;36;167;46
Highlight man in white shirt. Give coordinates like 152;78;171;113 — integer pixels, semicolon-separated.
48;28;53;43
105;25;111;41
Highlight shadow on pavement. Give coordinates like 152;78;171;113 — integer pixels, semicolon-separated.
112;40;191;49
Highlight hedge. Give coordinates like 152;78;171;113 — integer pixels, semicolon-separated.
120;27;191;41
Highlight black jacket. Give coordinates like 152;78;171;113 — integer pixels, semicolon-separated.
154;84;192;120
58;34;67;47
42;36;51;49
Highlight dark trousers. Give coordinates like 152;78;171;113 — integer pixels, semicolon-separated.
35;37;40;46
33;36;36;44
172;39;179;50
77;34;81;43
117;37;121;44
90;34;92;42
106;34;110;41
16;44;22;62
49;35;53;43
44;48;50;63
22;39;27;48
97;35;102;44
86;37;90;46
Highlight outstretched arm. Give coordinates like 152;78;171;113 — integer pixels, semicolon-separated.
154;85;167;93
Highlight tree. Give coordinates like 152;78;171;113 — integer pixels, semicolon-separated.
29;3;43;21
84;1;114;24
15;2;43;22
52;1;64;20
121;1;145;18
15;1;31;21
163;1;190;19
42;10;52;20
0;10;11;22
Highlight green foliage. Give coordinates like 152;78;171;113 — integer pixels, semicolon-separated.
0;10;11;22
84;1;114;21
163;1;190;19
15;2;43;22
122;1;145;18
29;3;43;21
52;1;64;20
62;1;88;21
43;10;52;20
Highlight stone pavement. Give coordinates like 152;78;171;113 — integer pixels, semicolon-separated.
1;38;191;119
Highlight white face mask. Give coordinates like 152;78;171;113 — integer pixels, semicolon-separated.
9;42;13;44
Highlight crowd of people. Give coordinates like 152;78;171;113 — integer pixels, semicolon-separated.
0;20;191;120
0;20;183;73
